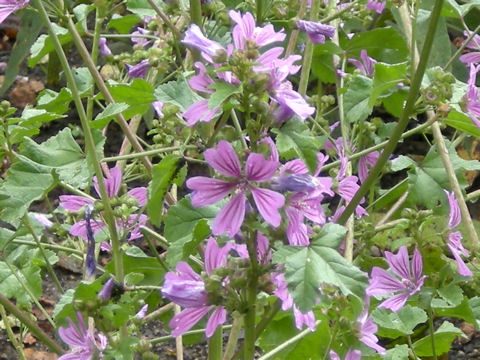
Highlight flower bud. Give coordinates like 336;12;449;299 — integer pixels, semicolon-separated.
270;174;317;193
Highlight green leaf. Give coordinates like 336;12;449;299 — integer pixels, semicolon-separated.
29;24;71;67
407;142;480;208
273;120;319;173
412;321;465;356
342;27;409;64
446;110;480;138
92;103;130;128
124;272;145;286
390;155;416;172
369;62;407;107
311;42;343;84
73;4;94;31
273;224;367;312
108;79;156;120
53;289;75;321
208;82;241;109
73;67;94;95
384;345;409;360
154;77;203;112
107;253;165;285
416;9;451;69
433;297;476;324
127;0;164;17
107;14;141;34
0;10;43;96
36;88;72;114
372;306;427;337
437;283;463;306
147;155;182;227
344;75;373;123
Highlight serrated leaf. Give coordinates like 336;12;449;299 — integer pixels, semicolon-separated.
53;289;75;320
344;75;373;123
369;62;407;107
437;283;463;306
412;321;465;356
93;102;130;128
372;306;427;336
73;4;94;31
108;79;155;120
36;88;72;114
273;224;367;312
154;77;203;112
208;82;241;109
273;120;319;173
124;272;145;286
147;155;182;227
0;10;43;96
312;42;343;84
416;9;451;69
29;23;72;67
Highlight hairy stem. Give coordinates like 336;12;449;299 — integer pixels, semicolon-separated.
208;326;223;360
0;305;26;360
223;315;242;360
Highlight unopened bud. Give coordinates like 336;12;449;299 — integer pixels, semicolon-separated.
271;174;317;193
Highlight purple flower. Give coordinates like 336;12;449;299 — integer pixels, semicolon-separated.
98;37;112;57
152;101;164;118
0;0;29;24
135;304;149;319
187;141;285;237
59;167;147;241
229;10;285;50
329;349;362;360
131;27;151;48
189;62;214;93
366;0;386;14
358;151;379;184
58;312;107;360
126;59;150;78
460;32;480;65
296;20;335;44
348;50;377;77
357;306;385;354
182;24;226;61
32;213;53;228
366;246;426;312
162;238;231;337
98;278;115;301
445;190;472;277
183;99;220;127
464;64;480;128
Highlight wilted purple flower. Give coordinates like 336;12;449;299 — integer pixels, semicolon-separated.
329;349;362;360
126;59;150;78
366;0;386;14
271;273;316;331
187;141;284;237
152;101;164;118
357;306;385;354
445;190;472;277
348;50;376;77
98;37;112;57
296;20;335;44
0;0;29;24
84;206;97;279
183;24;226;61
98;278;115;301
366;246;426;312
58;312;107;360
162;238;231;337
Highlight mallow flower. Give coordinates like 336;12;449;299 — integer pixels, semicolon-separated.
161;237;232;337
296;20;335;44
329;349;361;360
464;63;480;129
0;0;29;24
366;0;386;14
357;305;385;354
366;246;426;311
187;141;285;237
445;190;472;277
348;50;376;77
182;24;226;61
58;312;107;360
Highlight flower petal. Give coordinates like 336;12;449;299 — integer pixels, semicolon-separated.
127;187;147;207
366;267;404;296
378;292;410;312
212;193;246;237
170;306;213;337
204;237;232;274
385;246;411;280
187;177;237;207
204;141;242;178
206;306;227;338
250;187;285;227
59;195;94;212
245;153;279;181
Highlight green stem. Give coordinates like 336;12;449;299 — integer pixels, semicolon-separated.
0;294;64;355
257;320;321;360
223;315;242;360
298;0;320;96
256;0;264;24
254;300;280;339
231;110;248;150
12;240;83;256
208;326;223;360
407;335;420;360
33;0;124;283
243;233;259;360
337;0;445;224
285;0;308;56
427;307;437;360
143;231;170;272
23;215;64;294
444;23;480;70
142;303;175;324
190;0;202;26
86;8;104;123
0;304;27;360
140;226;170;248
102;145;196;162
150;325;233;344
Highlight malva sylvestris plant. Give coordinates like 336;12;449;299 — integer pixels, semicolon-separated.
1;0;480;359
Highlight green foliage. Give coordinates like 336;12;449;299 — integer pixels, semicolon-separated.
372;306;427;338
208;82;241;109
412;321;465;356
369;62;408;107
273;120;320;173
107;79;156;120
311;42;343;84
344;75;373;123
155;77;203;112
273;224;367;312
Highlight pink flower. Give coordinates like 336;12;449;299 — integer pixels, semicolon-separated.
348;50;377;77
464;64;480;128
357;306;385;354
366;246;426;312
366;0;386;14
460;31;480;65
187;141;285;237
445;190;472;277
0;0;29;24
358;151;379;184
126;59;150;78
329;349;362;360
182;24;226;61
162;238;231;337
98;37;112;57
58;312;107;360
